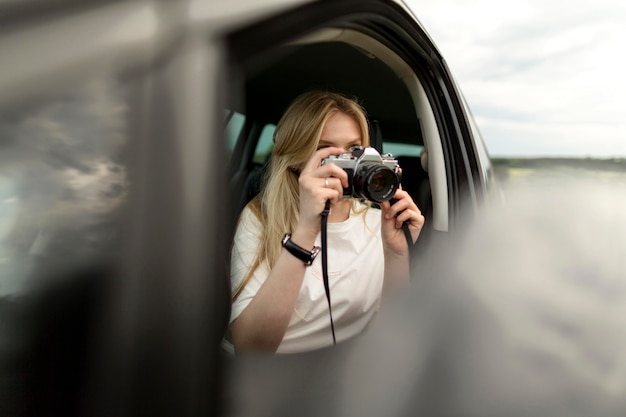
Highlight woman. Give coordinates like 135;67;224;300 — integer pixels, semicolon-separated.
229;91;424;354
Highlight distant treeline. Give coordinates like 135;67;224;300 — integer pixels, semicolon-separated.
492;157;626;172
491;157;626;185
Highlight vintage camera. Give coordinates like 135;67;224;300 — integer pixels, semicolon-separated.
321;146;401;203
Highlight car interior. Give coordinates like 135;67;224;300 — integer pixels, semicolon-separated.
226;27;450;242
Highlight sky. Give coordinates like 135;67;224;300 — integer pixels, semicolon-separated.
411;0;626;158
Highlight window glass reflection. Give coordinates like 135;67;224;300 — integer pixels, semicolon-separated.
0;76;129;297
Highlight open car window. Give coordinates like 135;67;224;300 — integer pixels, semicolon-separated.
227;23;450;234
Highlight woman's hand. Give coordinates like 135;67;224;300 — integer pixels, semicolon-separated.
379;187;424;257
379;187;424;295
296;147;349;236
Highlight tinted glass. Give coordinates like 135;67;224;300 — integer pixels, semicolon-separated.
225;110;245;158
383;142;423;157
253;124;276;164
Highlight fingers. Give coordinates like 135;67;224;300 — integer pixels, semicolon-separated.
316;164;349;187
299;175;343;204
322;176;345;197
297;148;349;220
300;147;349;188
382;188;424;230
396;209;424;233
301;147;345;174
382;189;412;218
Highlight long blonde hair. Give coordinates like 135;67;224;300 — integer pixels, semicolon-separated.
232;91;370;300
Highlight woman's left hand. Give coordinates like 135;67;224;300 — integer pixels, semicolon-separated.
379;187;425;257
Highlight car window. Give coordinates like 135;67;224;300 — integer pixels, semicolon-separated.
225;110;246;158
383;142;423;158
253;124;276;164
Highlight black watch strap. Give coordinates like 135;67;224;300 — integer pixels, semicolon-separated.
281;234;320;266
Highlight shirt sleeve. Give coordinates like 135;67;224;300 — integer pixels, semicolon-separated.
229;206;269;325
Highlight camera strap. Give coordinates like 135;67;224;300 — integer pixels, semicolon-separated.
390;198;415;266
402;222;413;250
320;200;337;345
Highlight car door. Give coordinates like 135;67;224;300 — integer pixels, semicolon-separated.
224;0;491;256
0;0;492;415
0;2;230;416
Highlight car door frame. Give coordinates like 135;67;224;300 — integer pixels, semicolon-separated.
224;0;487;235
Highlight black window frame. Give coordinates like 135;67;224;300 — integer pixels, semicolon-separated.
224;0;483;233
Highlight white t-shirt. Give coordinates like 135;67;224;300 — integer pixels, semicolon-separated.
229;202;384;354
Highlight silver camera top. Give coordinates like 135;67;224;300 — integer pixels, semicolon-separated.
322;146;399;170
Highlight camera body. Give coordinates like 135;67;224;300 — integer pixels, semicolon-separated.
321;146;401;203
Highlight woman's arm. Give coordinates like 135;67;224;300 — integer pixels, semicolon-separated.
230;147;349;353
231;226;318;353
379;188;424;296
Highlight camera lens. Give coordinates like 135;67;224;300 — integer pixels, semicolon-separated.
353;163;399;203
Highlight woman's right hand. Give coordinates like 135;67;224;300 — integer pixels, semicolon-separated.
296;147;349;236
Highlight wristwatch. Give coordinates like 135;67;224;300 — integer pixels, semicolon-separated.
281;233;320;266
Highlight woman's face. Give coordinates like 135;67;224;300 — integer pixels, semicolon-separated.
317;111;362;152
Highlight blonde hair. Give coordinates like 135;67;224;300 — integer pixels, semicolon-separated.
232;91;370;300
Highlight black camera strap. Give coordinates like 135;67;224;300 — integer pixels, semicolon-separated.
390;198;415;266
402;222;413;250
320;200;337;345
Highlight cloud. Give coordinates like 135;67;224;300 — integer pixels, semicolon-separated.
413;0;626;157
